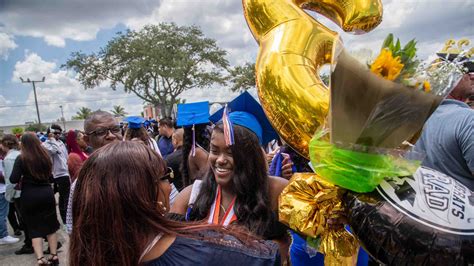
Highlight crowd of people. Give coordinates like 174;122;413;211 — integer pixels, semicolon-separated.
0;71;472;265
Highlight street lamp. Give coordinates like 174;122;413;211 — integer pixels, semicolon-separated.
59;105;66;130
20;76;45;126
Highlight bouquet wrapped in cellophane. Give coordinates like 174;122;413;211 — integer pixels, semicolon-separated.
279;35;469;265
311;34;466;193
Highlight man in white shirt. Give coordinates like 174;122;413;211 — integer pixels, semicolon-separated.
66;111;178;234
42;124;70;224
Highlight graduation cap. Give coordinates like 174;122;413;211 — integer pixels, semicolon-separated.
144;120;151;128
124;116;145;129
176;101;210;127
176;101;210;157
209;91;278;145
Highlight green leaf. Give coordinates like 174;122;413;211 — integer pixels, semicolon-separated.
382;33;394;49
402;39;417;60
394;39;401;54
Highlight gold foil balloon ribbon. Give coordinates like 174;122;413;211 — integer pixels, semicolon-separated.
242;0;383;157
279;173;358;264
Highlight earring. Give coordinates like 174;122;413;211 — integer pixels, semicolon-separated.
157;201;167;216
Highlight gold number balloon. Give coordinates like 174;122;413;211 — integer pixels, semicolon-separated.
243;0;383;157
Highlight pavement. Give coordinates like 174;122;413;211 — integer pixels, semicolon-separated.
0;201;69;266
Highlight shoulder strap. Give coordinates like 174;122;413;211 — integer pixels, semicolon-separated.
185;180;203;221
188;179;202;205
195;144;209;154
148;138;162;157
139;233;163;263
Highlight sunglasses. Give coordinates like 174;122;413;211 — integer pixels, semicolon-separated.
159;167;174;182
86;125;121;137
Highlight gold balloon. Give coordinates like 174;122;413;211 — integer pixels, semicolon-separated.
243;0;383;157
440;38;471;54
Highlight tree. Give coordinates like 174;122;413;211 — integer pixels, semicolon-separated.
11;127;24;135
64;23;229;117
228;62;256;92
72;107;92;120
111;105;128;117
25;123;47;132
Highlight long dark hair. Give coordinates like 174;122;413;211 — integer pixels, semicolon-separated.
124;127;150;143
190;124;272;236
181;124;210;186
70;141;261;266
20;133;52;181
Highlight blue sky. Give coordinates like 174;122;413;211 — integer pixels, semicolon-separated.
0;0;473;126
1;24;127;98
0;22;146;126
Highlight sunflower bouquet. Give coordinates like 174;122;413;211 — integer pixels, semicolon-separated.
370;34;469;95
370;34;419;81
369;34;432;92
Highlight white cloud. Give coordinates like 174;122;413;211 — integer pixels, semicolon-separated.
0;32;17;60
0;95;11;105
1;52;144;125
379;1;416;30
126;0;257;65
336;0;474;59
0;0;162;47
12;52;56;81
44;35;66;47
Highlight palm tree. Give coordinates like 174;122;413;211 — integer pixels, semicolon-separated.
72;107;93;120
111;105;128;117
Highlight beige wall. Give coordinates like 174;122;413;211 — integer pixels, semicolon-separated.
0;120;85;134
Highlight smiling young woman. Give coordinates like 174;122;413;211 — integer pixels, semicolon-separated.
173;124;288;234
170;92;289;260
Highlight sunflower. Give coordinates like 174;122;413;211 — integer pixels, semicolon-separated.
422;80;431;92
370;49;404;81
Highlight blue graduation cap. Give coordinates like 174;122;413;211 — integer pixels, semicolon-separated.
177;101;210;127
209;91;278;145
144;120;151;128
124;116;145;129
